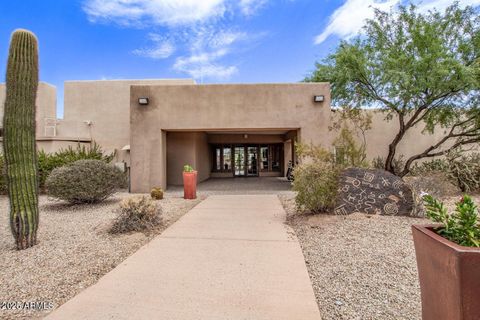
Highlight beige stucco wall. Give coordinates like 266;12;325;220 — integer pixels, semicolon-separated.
166;132;211;186
63;79;195;156
130;83;331;192
331;110;454;161
195;132;211;183
0;82;57;137
0;82;84;153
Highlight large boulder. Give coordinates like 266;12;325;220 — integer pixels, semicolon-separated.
334;168;414;216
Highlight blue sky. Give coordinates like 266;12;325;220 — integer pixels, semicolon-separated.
1;0;479;117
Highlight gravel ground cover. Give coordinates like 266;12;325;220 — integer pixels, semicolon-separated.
0;192;202;319
280;193;480;320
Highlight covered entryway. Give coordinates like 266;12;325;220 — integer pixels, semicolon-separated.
208;129;298;180
166;129;299;186
130;83;330;192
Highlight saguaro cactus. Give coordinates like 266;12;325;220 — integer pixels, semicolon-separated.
3;29;40;249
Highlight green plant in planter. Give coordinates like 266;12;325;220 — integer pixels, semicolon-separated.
423;195;480;247
183;164;194;172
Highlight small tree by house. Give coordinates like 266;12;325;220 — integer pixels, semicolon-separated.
306;3;480;177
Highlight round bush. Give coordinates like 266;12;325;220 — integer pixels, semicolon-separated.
46;159;126;204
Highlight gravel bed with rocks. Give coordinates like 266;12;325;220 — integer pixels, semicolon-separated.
0;192;203;319
280;193;480;320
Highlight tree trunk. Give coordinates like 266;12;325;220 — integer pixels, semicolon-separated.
3;30;40;250
384;114;406;174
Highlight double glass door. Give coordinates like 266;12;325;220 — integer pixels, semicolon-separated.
234;145;258;177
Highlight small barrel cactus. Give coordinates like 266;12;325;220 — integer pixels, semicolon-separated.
3;29;40;250
151;187;164;200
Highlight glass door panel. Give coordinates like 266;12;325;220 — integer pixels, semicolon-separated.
260;145;269;171
234;146;245;176
223;146;232;171
247;146;258;176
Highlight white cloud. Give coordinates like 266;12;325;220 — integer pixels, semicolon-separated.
314;0;480;45
172;29;246;80
83;0;227;27
132;33;175;59
314;0;398;45
174;60;238;80
82;0;272;80
239;0;269;16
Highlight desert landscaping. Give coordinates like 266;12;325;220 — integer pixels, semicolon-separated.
282;193;480;320
0;193;202;319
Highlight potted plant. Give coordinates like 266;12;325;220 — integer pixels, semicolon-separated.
412;195;480;320
182;164;197;200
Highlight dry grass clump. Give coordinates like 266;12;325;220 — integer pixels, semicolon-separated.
110;196;162;233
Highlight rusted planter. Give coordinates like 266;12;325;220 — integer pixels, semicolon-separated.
412;224;480;320
182;171;197;200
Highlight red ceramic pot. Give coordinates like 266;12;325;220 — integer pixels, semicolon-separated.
412;224;480;320
183;171;197;199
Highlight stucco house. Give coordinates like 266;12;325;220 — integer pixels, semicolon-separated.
0;79;446;193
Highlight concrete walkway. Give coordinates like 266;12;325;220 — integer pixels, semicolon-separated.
45;195;321;320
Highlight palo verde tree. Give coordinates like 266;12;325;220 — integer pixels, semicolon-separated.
3;29;40;249
306;3;480;177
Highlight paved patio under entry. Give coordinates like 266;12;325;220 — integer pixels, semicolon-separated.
45;195;320;320
167;177;293;196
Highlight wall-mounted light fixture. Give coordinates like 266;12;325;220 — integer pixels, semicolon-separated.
138;97;149;105
314;95;324;103
244;134;248;139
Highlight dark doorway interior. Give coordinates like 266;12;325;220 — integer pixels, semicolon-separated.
212;144;283;177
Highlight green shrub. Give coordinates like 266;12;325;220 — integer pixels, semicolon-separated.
424;195;480;247
293;160;340;213
38;142;114;191
46;159;126;204
0;143;114;194
150;187;164;200
110;196;162;233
